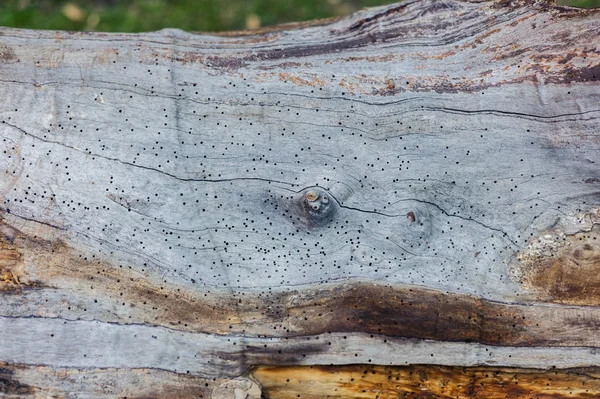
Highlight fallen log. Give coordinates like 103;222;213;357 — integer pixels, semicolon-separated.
0;0;599;397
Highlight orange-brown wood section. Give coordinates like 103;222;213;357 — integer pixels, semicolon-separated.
253;365;600;399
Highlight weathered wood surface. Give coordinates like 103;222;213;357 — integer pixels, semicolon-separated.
0;0;599;397
253;365;600;398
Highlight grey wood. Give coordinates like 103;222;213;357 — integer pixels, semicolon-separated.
0;0;599;396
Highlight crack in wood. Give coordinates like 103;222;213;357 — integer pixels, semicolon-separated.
0;0;598;394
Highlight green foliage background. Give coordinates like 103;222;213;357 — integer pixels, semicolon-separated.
0;0;598;33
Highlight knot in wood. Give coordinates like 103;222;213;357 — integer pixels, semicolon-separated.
300;187;336;226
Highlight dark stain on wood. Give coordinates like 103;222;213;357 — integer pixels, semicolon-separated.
252;364;600;399
218;342;327;370
169;3;481;70
164;0;599;95
0;362;216;398
514;223;600;306
0;366;35;396
347;3;409;33
568;63;600;83
0;0;599;394
4;212;600;348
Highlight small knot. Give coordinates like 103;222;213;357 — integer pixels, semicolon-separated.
299;187;336;226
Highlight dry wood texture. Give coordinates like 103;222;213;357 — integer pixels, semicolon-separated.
253;365;600;399
0;0;599;397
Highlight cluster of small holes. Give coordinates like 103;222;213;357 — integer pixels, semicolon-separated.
0;50;595;365
259;365;596;398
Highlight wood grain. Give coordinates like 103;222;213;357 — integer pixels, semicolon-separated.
253;365;600;399
0;0;598;396
0;362;217;399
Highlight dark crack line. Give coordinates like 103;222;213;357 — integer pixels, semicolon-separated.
3;208;65;231
106;196;154;219
338;197;519;247
14;78;596;125
425;106;600;121
1;121;295;187
338;203;399;217
0;314;211;337
280;185;518;247
406;198;520;247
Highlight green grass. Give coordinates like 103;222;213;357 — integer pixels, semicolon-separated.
0;0;598;33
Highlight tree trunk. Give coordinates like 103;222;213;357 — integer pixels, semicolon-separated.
0;0;599;397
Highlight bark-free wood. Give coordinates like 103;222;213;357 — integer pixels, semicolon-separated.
253;365;600;399
0;0;599;397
